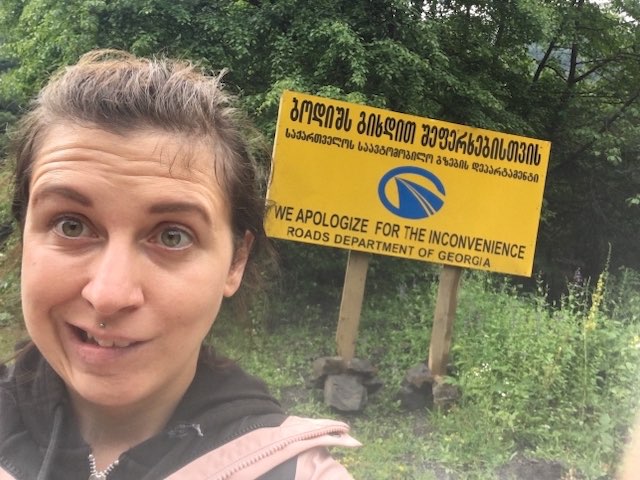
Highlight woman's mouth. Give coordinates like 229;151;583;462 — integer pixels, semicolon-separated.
73;326;135;348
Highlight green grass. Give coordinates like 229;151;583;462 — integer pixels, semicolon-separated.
2;266;639;478
212;269;640;479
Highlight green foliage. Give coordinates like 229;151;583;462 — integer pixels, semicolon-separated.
206;268;640;478
607;267;640;325
1;251;638;477
0;238;21;328
0;166;19;326
0;0;638;296
434;270;640;476
0;0;100;102
0;3;637;475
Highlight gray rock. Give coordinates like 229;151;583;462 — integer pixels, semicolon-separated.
405;363;434;389
309;356;346;388
433;380;461;411
497;454;572;480
398;363;436;411
324;374;368;412
398;383;433;411
346;358;378;378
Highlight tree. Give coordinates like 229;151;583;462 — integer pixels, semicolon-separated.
524;0;640;283
0;0;638;297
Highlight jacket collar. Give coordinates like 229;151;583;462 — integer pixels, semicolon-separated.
10;346;285;477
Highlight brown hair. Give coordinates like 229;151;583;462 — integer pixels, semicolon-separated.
9;49;272;299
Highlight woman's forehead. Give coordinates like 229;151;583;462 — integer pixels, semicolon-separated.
27;124;233;216
33;123;220;179
28;125;232;223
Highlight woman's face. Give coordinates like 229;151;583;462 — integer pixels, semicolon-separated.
21;124;250;411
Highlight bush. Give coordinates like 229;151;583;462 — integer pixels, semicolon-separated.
226;265;640;477
433;269;640;476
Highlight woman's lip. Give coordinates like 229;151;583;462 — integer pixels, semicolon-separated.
70;324;142;348
65;323;146;365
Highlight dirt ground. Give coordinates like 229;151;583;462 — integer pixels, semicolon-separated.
278;384;593;480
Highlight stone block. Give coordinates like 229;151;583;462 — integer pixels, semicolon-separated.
324;373;368;412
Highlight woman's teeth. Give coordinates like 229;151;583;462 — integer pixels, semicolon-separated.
84;331;132;348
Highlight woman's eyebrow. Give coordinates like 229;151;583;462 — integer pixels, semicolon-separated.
148;202;212;225
31;185;212;224
31;185;92;207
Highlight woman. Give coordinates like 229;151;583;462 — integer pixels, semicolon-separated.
0;50;359;480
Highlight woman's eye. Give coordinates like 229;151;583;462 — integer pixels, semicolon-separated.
53;217;91;238
158;228;193;249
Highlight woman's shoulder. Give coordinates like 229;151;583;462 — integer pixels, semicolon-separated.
161;355;359;479
165;415;360;480
0;346;64;438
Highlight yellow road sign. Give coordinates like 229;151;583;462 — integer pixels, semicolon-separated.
266;91;551;276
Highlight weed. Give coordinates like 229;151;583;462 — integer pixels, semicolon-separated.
1;254;638;478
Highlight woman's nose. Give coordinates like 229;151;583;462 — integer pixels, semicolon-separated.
81;240;144;316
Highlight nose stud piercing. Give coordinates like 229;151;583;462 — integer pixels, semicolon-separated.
99;322;106;329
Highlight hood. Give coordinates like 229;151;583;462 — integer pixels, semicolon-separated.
7;345;285;480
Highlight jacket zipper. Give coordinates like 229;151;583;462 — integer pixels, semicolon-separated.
212;424;349;480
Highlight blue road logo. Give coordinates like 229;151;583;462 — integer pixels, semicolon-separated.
378;166;446;219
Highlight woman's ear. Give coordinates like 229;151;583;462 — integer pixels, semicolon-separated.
223;231;254;297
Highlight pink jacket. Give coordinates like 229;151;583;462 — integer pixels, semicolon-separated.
0;415;358;480
0;350;360;479
0;416;359;480
166;416;361;479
